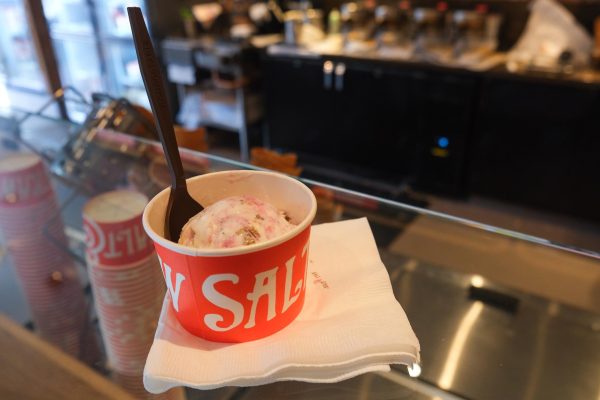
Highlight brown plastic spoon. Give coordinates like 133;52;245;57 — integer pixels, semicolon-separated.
128;7;203;241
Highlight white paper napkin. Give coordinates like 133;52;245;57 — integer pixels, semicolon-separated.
143;218;420;393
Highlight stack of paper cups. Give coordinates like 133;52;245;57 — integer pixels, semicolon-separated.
0;153;97;359
84;190;165;377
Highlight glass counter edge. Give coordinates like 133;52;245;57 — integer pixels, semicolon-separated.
9;111;589;263
127;135;600;261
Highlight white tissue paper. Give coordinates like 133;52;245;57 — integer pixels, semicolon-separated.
143;218;420;393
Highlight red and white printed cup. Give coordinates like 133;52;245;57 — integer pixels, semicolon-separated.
143;170;317;343
83;190;154;266
0;154;53;207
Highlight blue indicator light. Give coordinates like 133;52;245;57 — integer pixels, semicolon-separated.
437;136;449;148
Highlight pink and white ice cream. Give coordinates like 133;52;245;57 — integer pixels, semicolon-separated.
178;195;295;249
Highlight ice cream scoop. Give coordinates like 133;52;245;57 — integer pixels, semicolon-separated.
178;195;295;249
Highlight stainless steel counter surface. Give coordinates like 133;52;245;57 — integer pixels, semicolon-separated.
381;251;600;400
237;373;447;400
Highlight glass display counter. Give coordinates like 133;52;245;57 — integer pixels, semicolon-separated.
0;106;599;400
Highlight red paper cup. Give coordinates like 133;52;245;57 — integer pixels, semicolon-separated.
143;170;317;343
0;155;99;358
83;190;154;266
0;154;53;207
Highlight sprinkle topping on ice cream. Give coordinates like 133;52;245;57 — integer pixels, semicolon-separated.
178;195;295;249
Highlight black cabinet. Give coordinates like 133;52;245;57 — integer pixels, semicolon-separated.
334;64;420;175
413;73;479;195
262;52;600;221
265;56;422;176
263;57;336;159
471;78;600;221
263;54;477;195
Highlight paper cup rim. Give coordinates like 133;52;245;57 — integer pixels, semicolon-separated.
142;170;317;257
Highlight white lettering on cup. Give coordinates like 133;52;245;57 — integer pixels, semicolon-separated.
103;233;124;259
116;229;134;255
160;257;186;312
84;219;104;264
1;173;49;203
203;274;244;332
245;267;278;329
282;240;310;313
301;240;309;290
282;256;301;313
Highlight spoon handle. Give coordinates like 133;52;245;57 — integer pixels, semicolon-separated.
128;7;186;189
